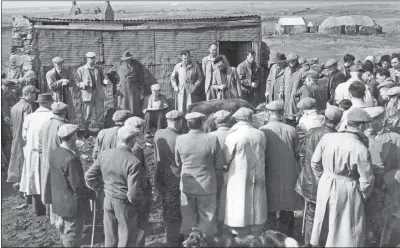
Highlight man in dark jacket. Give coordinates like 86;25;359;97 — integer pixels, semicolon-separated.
85;126;143;247
49;124;94;247
295;105;343;246
237;50;260;107
153;110;184;247
325;59;346;105
296;70;328;113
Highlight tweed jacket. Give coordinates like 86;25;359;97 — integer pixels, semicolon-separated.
202;54;230;99
76;64;106;102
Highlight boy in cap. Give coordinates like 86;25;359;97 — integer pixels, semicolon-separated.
50;124;94;247
324;58;346;105
19;93;54;216
310;107;374;247
224;108;267;235
260;101;300;236
176;112;224;237
237;51;260;107
142;84;169;138
85;125;143;247
46;56;76;121
153;110;185;247
265;53;286;103
77;51;106;137
297;70;328;113
295;105;343;246
39;102;74;224
7;85;38;188
297;97;324;133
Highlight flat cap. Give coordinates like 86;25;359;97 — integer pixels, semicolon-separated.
51;102;68;114
166;110;184;120
287;53;299;61
298;57;306;65
232;107;254;120
347;107;371;123
151;84;161;91
387;86;400;97
213;110;232;122
364;106;385;120
57;124;78;138
325;59;338;68
185;112;206;120
112;110;131;122
303;70;319;79
22;85;39;94
350;65;364;72
86;52;96;58
324;105;343;122
2;78;16;86
52;57;64;63
297;97;316;110
265;100;284;111
117;126;141;142
124;116;145;128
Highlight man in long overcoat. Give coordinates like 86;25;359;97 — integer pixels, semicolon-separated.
154;110;184;247
202;43;230;100
7;85;38;185
46;57;76;121
295;105;343;245
265;53;286;103
20;93;54;215
175;112;224;237
237;51;260;107
260;101;301;237
224;108;267;235
209;56;241;100
39;102;71;224
310;108;375;247
171;50;204;113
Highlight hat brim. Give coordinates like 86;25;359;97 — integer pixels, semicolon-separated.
273;58;286;63
121;56;133;60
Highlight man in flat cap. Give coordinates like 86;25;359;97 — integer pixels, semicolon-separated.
2;78;18;117
237;50;260;107
46;56;76;122
334;65;374;106
107;51;145;116
19;93;54;215
265;53;287;103
296;70;327;113
7;85;38;189
209;55;241;100
142;84;169;140
209;110;233;229
260;101;300;236
202;43;230;101
295;105;343;246
85;125;143;247
39;102;76;224
153;110;185;247
77;51;106;137
390;56;400;84
171;50;204;113
324;59;346;105
280;53;304;126
375;67;396;106
224;108;267;235
310;107;374;247
176;112;224;237
385;86;400;134
50;124;94;247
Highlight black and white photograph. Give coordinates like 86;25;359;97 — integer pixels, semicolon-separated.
1;0;400;247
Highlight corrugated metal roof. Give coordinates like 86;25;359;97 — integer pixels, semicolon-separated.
278;17;306;26
24;14;261;24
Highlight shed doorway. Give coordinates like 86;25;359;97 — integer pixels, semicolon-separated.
340;25;346;34
218;41;253;67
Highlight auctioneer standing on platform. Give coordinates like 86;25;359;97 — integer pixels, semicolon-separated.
77;52;106;136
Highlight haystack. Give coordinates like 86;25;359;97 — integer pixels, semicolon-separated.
318;15;382;35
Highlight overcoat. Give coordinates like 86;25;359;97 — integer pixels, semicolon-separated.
260;118;301;212
310;131;374;247
171;62;204;113
46;68;77;119
266;64;285;103
92;125;121;161
7;98;36;182
210;67;241;100
19;107;53;195
280;65;304;120
224;122;268;227
38;116;71;204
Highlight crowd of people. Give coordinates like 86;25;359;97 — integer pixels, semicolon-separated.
1;43;400;248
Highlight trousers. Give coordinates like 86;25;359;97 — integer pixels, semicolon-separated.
266;210;295;237
304;201;316;244
180;192;218;236
60;216;83;247
83;89;104;129
143;110;167;134
103;197;138;247
26;194;46;216
135;180;152;247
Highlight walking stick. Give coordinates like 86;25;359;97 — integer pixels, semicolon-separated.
174;92;178;110
90;199;97;248
302;199;307;236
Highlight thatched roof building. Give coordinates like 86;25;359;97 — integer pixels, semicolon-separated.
318;15;382;35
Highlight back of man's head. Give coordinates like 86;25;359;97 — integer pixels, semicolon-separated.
348;81;366;99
